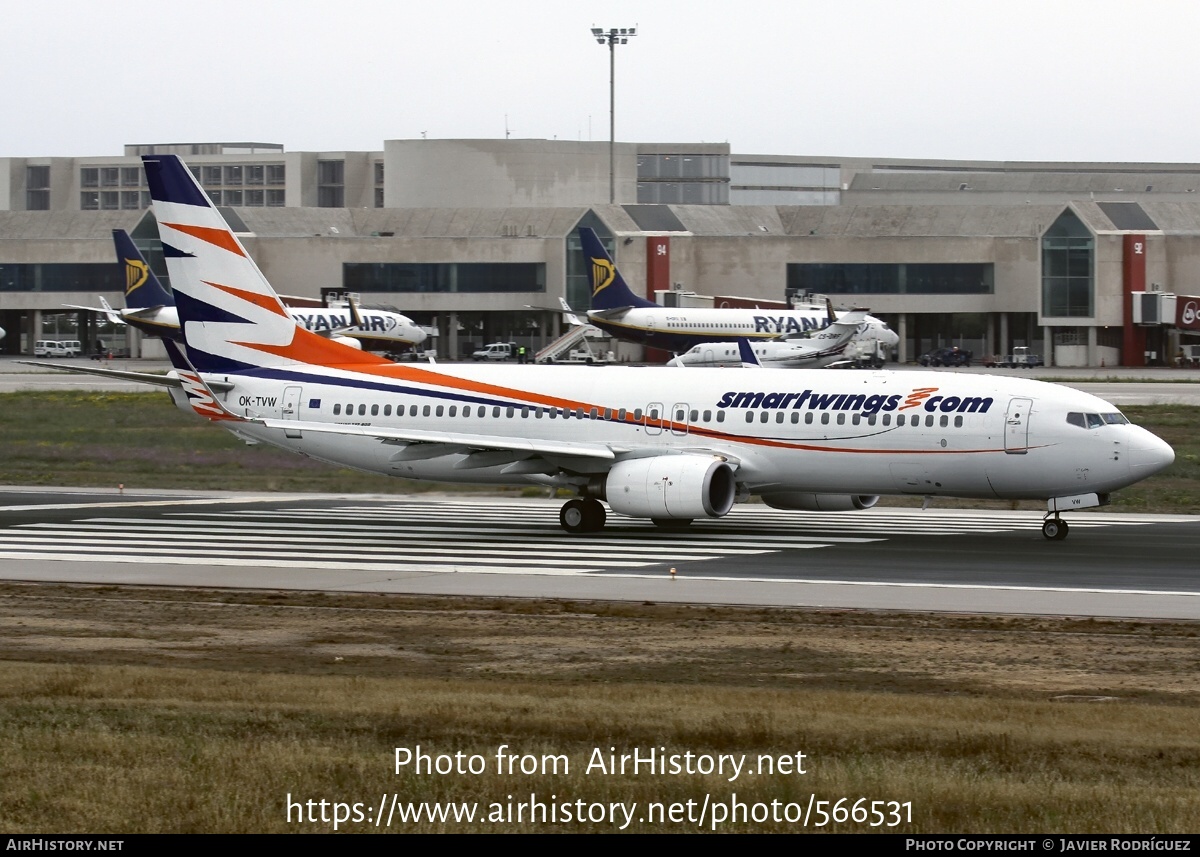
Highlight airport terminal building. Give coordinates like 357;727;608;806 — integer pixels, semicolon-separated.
2;138;1199;365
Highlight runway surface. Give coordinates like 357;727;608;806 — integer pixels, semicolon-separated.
0;491;1197;620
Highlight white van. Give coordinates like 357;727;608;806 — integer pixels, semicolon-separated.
34;340;82;358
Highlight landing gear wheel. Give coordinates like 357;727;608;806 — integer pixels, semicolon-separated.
1042;519;1069;540
652;518;694;530
581;498;606;531
560;498;606;533
560;499;587;533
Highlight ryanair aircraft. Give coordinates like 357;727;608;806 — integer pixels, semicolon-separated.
42;155;1176;541
65;230;428;350
580;227;898;358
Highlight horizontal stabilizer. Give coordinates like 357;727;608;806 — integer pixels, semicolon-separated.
17;360;234;391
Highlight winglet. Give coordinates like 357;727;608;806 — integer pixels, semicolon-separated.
557;296;583;327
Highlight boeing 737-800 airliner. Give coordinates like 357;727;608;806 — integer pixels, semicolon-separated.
579;227;899;358
55;154;1175;541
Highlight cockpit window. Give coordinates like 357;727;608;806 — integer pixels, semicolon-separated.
1067;411;1128;429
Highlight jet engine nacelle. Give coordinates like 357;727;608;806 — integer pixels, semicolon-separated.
760;493;880;512
330;335;363;350
604;456;736;520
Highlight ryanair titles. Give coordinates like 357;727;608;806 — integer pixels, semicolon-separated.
754;315;830;334
715;386;994;415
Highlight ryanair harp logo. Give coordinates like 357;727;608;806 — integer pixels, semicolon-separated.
124;257;149;296
590;256;615;296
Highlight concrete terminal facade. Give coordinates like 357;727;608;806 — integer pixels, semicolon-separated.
2;139;1198;365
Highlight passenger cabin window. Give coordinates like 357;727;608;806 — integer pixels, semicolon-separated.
333;404;341;415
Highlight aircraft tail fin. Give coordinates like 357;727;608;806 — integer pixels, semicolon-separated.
579;227;658;312
737;339;763;368
141;154;388;374
114;229;174;310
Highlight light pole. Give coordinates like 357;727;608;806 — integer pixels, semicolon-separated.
591;26;636;204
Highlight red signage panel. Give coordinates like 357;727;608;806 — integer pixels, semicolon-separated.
1178;295;1200;331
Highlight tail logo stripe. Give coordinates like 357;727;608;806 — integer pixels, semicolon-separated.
160;221;247;258
206;281;290;318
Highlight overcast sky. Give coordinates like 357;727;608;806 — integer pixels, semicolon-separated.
5;0;1198;163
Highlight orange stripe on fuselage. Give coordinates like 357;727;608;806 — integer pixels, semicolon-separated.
234;329;1019;458
161;222;247;257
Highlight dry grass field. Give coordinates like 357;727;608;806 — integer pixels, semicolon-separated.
1;585;1198;833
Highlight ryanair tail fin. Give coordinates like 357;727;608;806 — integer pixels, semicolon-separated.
578;227;657;312
114;229;174;310
141;155;387;373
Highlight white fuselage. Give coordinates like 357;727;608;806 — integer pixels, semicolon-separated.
196;364;1171;504
589;305;898;356
120;305;427;346
667;316;866;368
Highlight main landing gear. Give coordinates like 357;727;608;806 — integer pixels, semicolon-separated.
1041;514;1070;541
560;498;606;533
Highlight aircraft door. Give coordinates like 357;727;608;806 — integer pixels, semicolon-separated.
644;402;664;436
1004;397;1032;454
282;385;303;439
670;403;689;436
702;348;715;365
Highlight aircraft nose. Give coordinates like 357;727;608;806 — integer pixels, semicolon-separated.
1129;428;1175;475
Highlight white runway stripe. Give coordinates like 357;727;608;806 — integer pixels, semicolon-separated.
1;499;1192;580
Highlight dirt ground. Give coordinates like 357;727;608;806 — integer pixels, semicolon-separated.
2;583;1198;703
